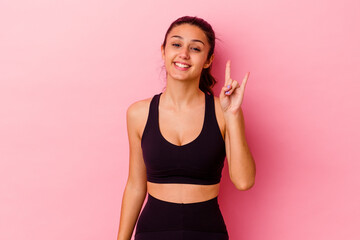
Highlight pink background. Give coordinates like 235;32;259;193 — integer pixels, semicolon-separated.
1;0;359;239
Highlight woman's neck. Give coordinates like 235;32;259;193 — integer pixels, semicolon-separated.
161;77;204;109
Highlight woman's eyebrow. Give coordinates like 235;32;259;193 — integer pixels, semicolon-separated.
170;35;205;45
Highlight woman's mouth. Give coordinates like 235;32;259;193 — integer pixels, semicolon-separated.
174;62;191;71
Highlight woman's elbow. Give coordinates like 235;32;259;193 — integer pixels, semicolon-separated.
233;179;255;191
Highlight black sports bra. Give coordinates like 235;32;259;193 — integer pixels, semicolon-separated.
141;91;226;185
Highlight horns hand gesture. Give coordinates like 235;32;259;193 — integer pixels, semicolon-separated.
219;60;249;115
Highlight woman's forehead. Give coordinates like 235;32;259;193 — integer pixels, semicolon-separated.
167;24;208;43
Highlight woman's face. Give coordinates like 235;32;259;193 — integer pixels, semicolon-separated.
161;24;213;83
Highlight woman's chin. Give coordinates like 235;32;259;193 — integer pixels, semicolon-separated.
170;76;193;82
167;72;201;82
167;73;190;81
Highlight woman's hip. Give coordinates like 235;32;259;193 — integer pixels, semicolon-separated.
135;192;229;239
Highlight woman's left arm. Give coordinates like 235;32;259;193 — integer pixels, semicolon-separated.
220;60;256;191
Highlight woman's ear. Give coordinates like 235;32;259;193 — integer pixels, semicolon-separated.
204;54;214;69
161;45;165;60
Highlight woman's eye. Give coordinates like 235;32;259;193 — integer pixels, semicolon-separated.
172;43;181;47
191;47;201;52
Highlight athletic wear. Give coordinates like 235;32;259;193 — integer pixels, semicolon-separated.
141;91;226;185
135;91;229;240
134;193;229;240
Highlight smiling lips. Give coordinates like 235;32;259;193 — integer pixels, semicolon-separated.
174;62;191;71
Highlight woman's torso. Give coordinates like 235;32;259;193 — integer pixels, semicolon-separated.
139;91;226;204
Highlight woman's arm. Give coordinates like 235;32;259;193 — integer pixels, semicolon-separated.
224;107;256;191
117;101;148;240
220;60;256;191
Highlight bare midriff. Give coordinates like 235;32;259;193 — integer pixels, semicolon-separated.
147;182;220;204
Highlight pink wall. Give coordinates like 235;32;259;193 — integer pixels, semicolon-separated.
1;0;359;239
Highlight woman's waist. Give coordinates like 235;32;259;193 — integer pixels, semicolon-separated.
147;181;220;204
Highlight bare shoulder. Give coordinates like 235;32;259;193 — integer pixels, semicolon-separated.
213;95;226;140
126;96;153;138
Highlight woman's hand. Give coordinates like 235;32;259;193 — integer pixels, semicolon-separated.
219;60;250;115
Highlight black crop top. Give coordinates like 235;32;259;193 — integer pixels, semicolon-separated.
141;91;226;185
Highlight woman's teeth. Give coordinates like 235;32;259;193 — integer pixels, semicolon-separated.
175;62;190;68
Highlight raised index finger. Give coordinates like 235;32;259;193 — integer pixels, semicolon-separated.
225;60;231;85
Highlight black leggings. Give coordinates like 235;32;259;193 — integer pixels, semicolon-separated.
134;193;229;240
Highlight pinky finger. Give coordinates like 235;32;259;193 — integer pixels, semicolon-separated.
242;72;250;88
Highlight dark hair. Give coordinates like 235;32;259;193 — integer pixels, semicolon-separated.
162;16;217;95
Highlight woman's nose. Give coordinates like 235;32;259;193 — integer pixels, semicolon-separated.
179;47;190;59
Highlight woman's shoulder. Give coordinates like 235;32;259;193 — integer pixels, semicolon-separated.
213;95;226;139
126;95;155;136
127;96;152;112
126;95;153;121
213;95;223;116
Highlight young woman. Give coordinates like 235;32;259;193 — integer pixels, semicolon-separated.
117;16;256;240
